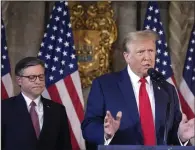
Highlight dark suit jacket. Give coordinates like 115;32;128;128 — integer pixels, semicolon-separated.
2;93;72;150
81;67;182;148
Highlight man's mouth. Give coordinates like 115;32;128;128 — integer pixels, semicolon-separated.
33;86;42;89
143;64;151;68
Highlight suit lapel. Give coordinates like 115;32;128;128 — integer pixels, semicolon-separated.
39;97;53;140
117;68;170;144
152;81;169;141
117;68;143;143
14;93;37;141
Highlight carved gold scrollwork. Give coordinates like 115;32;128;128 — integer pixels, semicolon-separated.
69;1;117;88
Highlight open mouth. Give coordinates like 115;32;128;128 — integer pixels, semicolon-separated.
143;64;151;68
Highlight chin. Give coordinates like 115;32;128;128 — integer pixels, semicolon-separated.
142;71;148;77
33;91;43;96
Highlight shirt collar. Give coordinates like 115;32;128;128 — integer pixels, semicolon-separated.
21;92;41;107
127;65;151;85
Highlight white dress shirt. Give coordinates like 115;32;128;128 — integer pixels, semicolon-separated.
127;65;155;121
22;93;44;130
104;65;188;146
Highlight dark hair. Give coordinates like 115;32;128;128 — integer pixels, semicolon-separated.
15;57;45;76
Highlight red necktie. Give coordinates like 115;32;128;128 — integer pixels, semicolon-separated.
139;78;156;145
30;101;40;138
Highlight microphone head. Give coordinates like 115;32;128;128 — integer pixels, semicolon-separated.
147;68;155;76
147;68;165;82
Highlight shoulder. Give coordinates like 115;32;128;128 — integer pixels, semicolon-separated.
41;97;66;110
163;80;176;91
94;69;125;84
1;96;21;116
2;96;18;106
153;79;176;90
152;80;178;98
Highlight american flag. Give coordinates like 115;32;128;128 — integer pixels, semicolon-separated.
179;24;195;119
1;18;14;100
38;1;85;149
143;1;194;119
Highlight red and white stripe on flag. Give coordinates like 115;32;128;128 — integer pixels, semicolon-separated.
42;71;86;150
179;79;194;119
179;24;195;120
167;77;195;120
37;2;86;149
1;73;14;99
1;18;14;100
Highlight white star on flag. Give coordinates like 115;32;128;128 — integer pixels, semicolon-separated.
37;1;86;149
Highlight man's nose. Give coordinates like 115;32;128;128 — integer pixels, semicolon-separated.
144;51;151;60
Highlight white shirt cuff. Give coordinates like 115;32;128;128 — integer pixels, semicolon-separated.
178;134;189;146
104;135;114;145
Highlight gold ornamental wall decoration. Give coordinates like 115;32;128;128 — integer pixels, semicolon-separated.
69;1;117;88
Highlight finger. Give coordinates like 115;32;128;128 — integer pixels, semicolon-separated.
188;118;195;123
106;111;112;119
116;111;122;122
104;111;112;123
181;113;188;124
104;115;108;123
104;122;110;128
105;130;112;136
104;116;113;126
188;118;195;127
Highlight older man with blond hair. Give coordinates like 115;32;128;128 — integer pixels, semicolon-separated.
81;30;195;149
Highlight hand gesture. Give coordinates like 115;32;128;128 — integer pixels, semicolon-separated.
178;113;195;142
104;111;122;140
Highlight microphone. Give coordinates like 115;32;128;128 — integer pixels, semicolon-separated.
147;68;165;83
147;68;170;145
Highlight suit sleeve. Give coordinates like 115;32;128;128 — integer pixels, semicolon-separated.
57;105;72;150
81;78;105;145
167;85;182;145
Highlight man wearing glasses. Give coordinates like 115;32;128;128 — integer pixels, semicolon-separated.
2;57;72;150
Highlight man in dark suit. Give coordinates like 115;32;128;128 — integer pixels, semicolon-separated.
81;30;195;148
2;57;72;150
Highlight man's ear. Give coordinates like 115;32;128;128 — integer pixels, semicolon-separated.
123;51;131;62
16;76;22;86
123;51;128;61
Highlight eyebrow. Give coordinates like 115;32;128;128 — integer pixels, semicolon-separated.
21;74;45;76
137;48;155;51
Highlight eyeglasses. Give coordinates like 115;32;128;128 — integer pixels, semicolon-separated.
20;74;45;82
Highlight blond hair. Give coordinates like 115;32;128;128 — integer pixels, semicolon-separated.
122;30;159;52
